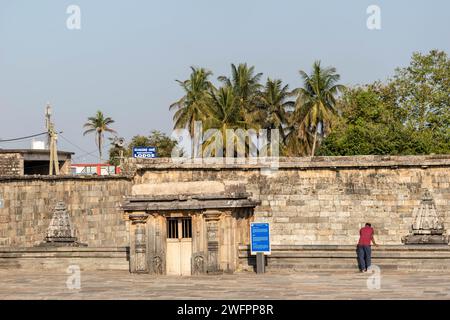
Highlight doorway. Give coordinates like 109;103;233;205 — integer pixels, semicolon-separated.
166;217;192;275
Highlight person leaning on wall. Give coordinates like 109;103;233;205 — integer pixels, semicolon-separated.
356;222;378;272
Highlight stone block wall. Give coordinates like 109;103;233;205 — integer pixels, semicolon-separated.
0;153;23;176
0;176;132;247
129;155;450;246
0;155;449;249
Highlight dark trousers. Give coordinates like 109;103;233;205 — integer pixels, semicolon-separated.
357;245;371;271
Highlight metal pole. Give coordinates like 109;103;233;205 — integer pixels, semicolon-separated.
256;252;265;274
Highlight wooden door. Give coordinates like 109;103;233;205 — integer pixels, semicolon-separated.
166;217;192;276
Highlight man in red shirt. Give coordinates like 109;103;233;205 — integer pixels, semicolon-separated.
357;223;378;272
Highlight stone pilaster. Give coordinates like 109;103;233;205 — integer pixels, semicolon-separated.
129;213;149;273
204;210;221;274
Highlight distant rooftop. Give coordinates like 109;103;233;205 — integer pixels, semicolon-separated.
0;149;74;155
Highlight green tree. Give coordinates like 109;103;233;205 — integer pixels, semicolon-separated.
291;61;345;156
109;131;181;165
148;130;180;157
389;50;450;151
317;86;405;155
218;63;263;125
83;110;116;162
256;78;294;135
170;67;214;138
202;86;247;156
317;82;450;156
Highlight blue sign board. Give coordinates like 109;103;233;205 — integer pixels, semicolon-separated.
132;147;157;159
250;223;271;255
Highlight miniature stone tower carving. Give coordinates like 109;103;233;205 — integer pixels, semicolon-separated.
40;201;87;247
402;190;449;245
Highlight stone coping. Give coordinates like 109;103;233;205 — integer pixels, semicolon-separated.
0;175;133;182
127;154;450;171
0;247;128;253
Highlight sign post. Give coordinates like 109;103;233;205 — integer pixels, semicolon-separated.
250;223;271;274
132;147;157;159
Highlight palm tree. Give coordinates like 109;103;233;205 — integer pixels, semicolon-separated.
170;67;214;137
83;110;116;162
218;63;263;123
255;78;295;142
292;61;345;156
202;86;247;156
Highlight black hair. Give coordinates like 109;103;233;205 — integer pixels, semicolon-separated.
365;223;372;227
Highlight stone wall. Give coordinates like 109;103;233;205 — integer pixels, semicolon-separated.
128;155;450;246
0;153;23;176
0;176;132;247
1;155;449;249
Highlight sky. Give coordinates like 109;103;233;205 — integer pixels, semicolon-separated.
0;0;449;162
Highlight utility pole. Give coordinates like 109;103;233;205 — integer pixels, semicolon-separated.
45;104;59;175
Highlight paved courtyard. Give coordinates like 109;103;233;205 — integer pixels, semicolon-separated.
1;269;450;300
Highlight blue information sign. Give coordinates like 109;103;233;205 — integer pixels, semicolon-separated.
132;147;157;159
250;223;271;255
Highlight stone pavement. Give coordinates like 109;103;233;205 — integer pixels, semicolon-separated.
0;269;449;300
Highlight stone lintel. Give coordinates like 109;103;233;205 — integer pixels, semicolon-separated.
121;198;259;212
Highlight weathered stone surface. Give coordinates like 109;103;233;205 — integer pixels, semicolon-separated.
132;181;225;196
129;155;450;246
0;153;23;176
0;155;450;249
0;176;132;247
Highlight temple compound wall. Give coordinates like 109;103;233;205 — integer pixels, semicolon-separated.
128;155;450;246
0;176;131;247
0;155;449;273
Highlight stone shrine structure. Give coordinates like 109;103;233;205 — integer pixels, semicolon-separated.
402;190;449;245
121;182;259;275
39;201;87;247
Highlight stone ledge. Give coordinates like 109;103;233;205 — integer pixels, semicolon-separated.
238;245;450;259
126;155;450;171
239;245;450;251
0;247;130;271
0;247;128;253
0;175;133;182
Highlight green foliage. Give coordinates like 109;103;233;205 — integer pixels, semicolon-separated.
83;110;116;162
318;52;450;157
287;61;345;156
168;50;449;157
108;131;181;165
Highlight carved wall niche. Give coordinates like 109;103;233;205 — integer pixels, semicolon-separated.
191;252;206;275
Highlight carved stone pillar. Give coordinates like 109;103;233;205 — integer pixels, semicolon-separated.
129;213;149;273
205;210;222;274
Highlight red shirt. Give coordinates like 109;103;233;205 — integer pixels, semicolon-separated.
358;226;374;246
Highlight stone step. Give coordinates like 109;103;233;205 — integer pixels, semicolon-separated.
239;245;450;272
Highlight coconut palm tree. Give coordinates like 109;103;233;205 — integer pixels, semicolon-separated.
83;110;116;162
170;67;214;137
292;61;345;156
255;78;295;141
218;63;263;121
202;86;248;157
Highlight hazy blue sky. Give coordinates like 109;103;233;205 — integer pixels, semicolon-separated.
0;0;449;162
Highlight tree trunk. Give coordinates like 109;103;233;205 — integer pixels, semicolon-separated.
311;129;318;157
98;134;102;163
